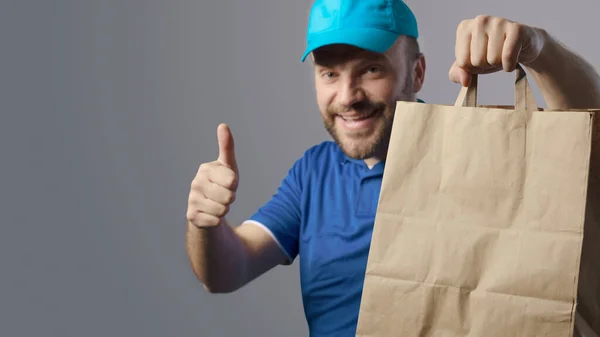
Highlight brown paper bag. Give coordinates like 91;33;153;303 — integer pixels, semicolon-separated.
355;65;600;337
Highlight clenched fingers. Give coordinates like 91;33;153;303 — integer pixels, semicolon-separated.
191;178;236;205
187;211;221;227
198;162;238;190
188;196;230;218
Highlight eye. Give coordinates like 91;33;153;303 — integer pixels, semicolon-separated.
322;71;336;79
366;66;382;74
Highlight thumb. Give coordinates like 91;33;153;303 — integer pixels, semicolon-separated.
449;61;472;87
217;123;238;172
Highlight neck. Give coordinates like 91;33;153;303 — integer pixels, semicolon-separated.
363;140;389;168
363;157;382;169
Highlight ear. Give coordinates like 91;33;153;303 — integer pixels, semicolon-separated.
411;53;426;94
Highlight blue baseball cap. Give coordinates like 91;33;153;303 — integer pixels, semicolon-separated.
301;0;419;62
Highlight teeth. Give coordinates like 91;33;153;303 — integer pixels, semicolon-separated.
342;111;374;121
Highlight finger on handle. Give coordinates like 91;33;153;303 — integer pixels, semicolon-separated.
449;61;472;87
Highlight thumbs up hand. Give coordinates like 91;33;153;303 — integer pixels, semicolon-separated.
187;124;239;228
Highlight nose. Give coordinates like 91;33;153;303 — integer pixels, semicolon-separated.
337;77;365;108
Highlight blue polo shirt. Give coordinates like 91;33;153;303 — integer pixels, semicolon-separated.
247;140;384;337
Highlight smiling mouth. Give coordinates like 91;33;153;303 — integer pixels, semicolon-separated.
338;108;381;121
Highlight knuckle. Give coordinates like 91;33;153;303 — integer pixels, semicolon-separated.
187;201;203;217
473;15;490;31
198;162;210;173
475;14;490;24
198;161;217;176
493;17;507;27
186;211;195;222
222;172;235;187
228;175;239;188
225;191;236;204
187;194;199;206
216;204;229;218
213;166;235;187
190;178;206;192
507;22;523;36
190;178;200;189
457;19;469;32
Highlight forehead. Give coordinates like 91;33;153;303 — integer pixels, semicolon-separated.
312;44;390;67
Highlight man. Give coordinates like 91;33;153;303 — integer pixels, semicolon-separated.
186;0;600;336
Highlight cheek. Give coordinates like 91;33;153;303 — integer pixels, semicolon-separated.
315;84;334;110
364;81;397;103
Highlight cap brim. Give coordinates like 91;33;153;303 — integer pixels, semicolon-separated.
301;27;399;62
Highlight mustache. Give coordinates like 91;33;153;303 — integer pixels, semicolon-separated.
327;100;386;115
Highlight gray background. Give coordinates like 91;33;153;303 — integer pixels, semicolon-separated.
1;0;598;336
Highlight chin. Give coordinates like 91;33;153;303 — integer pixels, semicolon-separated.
336;135;380;160
323;112;393;160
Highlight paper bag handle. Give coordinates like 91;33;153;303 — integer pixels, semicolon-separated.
454;64;538;112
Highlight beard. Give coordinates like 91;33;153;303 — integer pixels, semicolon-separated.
321;72;416;160
322;99;395;160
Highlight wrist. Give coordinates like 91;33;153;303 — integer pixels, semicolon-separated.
523;28;554;73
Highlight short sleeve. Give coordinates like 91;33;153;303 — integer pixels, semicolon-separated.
245;152;309;264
